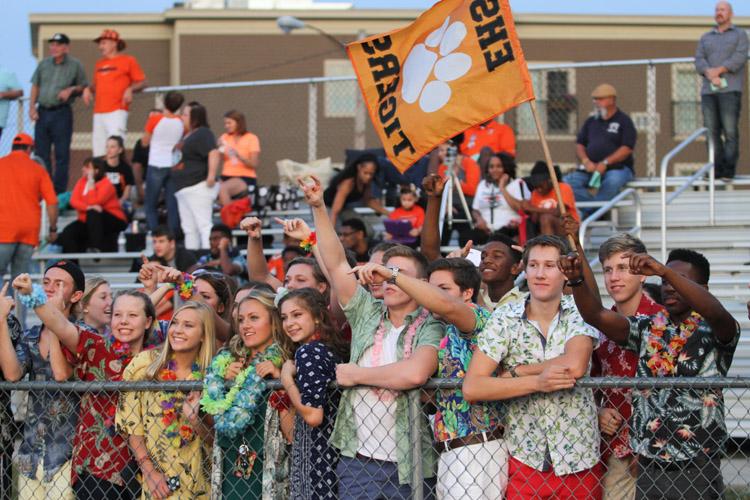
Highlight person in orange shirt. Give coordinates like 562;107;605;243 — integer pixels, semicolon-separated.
83;29;146;156
460;120;517;161
57;157;128;253
0;134;58;281
217;109;261;206
501;161;579;237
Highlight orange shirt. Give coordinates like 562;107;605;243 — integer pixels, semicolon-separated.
69;177;127;223
0;151;57;246
267;254;286;282
93;54;145;113
388;205;425;229
460;122;516;158
219;132;261;178
530;183;580;222
438;156;481;197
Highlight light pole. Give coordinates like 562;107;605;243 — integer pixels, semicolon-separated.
276;15;346;49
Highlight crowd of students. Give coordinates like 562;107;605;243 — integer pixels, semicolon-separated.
0;165;742;500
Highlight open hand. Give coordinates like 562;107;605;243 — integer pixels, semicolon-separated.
239;217;262;239
296;175;324;208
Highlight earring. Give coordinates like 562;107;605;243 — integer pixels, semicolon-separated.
83;309;89;314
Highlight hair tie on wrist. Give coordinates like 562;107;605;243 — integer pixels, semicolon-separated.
17;284;48;309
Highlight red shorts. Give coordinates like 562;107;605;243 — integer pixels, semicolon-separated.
506;456;602;500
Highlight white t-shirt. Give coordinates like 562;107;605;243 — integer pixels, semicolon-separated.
352;324;404;461
147;114;185;168
471;178;529;231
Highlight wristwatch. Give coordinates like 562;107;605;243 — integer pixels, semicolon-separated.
387;266;400;284
602;158;609;167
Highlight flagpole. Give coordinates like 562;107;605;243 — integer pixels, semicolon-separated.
529;99;577;250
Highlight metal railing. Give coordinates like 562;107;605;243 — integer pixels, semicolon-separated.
578;188;642;268
660;127;714;261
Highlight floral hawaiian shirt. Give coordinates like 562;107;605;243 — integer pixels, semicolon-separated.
625;310;740;462
478;295;600;475
0;315;22;450
14;325;80;481
591;294;664;460
434;304;503;442
65;327;143;486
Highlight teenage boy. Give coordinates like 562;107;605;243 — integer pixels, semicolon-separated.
0;261;85;500
586;234;664;499
300;176;444;499
352;257;507;498
478;233;524;311
559;247;740;500
464;235;602;500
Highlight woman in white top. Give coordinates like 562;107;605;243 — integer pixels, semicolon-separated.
471;153;529;242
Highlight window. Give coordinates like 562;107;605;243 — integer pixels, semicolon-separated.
323;59;357;118
671;63;702;137
516;66;577;139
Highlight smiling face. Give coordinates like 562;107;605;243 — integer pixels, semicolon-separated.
223;117;238;135
168;308;204;354
237;299;274;351
480;241;516;285
43;267;76;302
110;295;151;345
602;252;644;306
487;156;504;182
281;298;317;344
193;278;223;315
382;255;420;309
525;245;566;303
86;283;113;329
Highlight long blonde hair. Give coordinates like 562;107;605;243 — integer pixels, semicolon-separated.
75;276;109;319
228;290;292;361
146;301;217;379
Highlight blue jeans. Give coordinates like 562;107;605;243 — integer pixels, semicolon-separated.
701;91;742;178
337;456;436;500
34;106;73;194
0;243;34;283
144;166;180;233
564;168;634;218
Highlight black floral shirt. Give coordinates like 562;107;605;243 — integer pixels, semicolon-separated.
625;311;740;462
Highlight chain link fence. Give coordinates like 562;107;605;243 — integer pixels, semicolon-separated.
0;377;749;499
2;56;736;184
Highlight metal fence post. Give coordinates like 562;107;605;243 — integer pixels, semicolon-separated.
646;63;657;177
407;389;424;500
308;82;318;162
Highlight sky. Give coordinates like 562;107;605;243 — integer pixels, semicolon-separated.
3;0;749;92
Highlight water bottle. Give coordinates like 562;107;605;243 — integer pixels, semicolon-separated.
588;170;602;189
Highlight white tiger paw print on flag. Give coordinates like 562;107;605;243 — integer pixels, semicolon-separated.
402;17;472;113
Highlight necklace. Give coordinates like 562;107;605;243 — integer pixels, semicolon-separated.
158;359;203;448
645;311;701;376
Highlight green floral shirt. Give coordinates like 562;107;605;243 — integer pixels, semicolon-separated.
330;285;445;485
478;295;600;475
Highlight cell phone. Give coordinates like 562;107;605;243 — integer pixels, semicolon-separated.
466;248;482;267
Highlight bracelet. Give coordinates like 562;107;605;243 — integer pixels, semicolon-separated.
299;232;317;253
17;284;47;309
567;277;585;287
178;273;195;300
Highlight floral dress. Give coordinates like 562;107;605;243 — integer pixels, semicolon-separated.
116;351;210;499
289;341;341;499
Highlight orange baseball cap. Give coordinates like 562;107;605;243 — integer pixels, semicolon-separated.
94;29;126;50
12;133;34;147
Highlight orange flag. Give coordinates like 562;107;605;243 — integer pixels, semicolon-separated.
347;0;534;172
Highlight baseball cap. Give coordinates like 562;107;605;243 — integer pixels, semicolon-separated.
46;260;86;293
48;33;71;44
591;83;617;99
94;29;126;50
12;133;34;147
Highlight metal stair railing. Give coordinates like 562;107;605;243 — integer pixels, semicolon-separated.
660;127;715;261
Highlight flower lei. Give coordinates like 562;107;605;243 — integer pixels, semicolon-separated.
371;307;430;401
200;344;283;438
158;360;203;448
178;273;195;301
645;311;701;376
299;231;317;253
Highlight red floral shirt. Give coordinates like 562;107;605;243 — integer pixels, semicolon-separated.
592;294;664;460
65;328;141;486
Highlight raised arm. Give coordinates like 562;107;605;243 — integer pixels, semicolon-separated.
336;345;438;390
351;262;477;333
300;176;358;306
12;275;80;352
241;217;283;290
420;174;447;262
0;286;23;382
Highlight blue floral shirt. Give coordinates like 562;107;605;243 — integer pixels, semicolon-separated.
434;304;503;441
15;325;81;480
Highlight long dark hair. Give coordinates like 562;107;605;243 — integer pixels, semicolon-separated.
188;103;209;130
194;271;236;322
328;153;379;190
483;153;517;184
106;135;129;166
277;288;349;362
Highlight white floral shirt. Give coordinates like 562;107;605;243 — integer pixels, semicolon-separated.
478;295;601;475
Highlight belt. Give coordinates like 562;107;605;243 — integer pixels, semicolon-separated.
435;426;505;454
39;103;70;111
